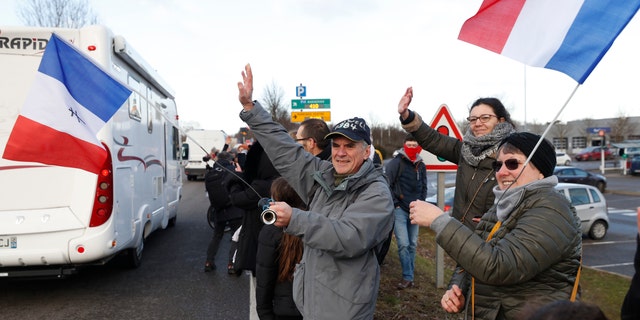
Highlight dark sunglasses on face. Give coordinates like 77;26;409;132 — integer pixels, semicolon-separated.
492;158;522;171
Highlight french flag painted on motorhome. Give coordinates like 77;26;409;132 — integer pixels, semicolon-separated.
458;0;640;84
2;34;131;174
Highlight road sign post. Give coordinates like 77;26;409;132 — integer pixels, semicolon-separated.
422;104;463;289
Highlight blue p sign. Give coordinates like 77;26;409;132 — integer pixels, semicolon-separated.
296;84;306;97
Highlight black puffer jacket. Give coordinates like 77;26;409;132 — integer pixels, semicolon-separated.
228;142;279;275
255;225;302;319
436;181;582;320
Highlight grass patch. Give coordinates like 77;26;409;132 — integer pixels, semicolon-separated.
375;228;631;319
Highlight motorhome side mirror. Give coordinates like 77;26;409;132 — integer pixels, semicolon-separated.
182;143;189;159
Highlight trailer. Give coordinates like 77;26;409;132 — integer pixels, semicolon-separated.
0;25;182;277
182;129;226;180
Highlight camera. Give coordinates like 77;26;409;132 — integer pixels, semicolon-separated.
258;197;276;225
260;208;277;225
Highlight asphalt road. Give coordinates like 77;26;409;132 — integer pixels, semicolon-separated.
0;180;252;320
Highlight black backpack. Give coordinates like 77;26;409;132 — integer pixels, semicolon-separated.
204;163;231;210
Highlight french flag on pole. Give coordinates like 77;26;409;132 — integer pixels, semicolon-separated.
458;0;640;84
2;34;131;174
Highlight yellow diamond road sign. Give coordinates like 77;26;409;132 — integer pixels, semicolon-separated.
291;111;331;123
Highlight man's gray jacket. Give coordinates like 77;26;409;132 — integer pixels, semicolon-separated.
240;102;394;319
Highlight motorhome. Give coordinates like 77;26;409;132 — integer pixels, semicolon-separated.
0;25;182;277
182;129;226;180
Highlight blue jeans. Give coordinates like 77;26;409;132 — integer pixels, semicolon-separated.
394;207;419;281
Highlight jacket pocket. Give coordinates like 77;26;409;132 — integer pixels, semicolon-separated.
293;262;305;313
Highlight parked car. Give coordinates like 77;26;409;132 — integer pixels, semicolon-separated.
553;166;607;192
556;152;572;166
574;146;613;161
425;186;455;215
555;183;609;240
628;153;640;176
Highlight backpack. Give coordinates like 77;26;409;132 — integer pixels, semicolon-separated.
204;163;231;210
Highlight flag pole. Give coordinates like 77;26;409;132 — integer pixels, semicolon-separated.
524;83;581;168
523;64;527;132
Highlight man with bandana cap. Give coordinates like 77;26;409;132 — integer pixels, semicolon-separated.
236;64;393;319
384;133;428;290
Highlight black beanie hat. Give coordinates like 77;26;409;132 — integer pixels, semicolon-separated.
498;132;556;177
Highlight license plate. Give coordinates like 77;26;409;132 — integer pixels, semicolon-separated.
0;236;17;249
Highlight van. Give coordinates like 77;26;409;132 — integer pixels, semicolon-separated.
0;25;182;277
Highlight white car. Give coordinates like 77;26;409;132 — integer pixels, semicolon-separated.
555;183;609;240
556;152;572;166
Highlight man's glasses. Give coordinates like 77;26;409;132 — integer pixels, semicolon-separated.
466;114;497;123
295;137;310;142
492;158;522;171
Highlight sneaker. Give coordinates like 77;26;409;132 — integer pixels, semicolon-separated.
397;279;414;290
204;262;216;272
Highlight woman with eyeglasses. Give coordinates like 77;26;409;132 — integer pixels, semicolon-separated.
408;132;582;320
397;87;516;230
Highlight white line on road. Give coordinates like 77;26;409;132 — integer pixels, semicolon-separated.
608;208;637;215
591;262;634;269
583;240;636;246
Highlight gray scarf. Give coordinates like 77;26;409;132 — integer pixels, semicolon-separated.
493;175;558;221
461;122;516;166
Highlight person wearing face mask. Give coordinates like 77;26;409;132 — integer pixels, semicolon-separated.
408;132;582;320
397;87;516;231
384;134;427;290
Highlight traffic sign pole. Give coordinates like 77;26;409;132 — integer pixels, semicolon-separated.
422;104;463;289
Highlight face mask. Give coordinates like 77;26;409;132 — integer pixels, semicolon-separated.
404;145;422;160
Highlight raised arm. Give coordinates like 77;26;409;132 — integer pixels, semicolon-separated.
237;63;254;111
398;87;413;121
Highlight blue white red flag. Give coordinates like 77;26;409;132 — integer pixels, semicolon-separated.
2;34;131;174
458;0;640;83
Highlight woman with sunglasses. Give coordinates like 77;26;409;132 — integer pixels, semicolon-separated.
397;87;516;230
409;132;582;319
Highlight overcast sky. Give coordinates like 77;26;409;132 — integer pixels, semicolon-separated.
3;0;640;135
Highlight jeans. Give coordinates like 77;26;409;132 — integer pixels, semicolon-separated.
394;207;419;281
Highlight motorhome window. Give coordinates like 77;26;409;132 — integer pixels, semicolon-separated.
173;127;181;160
147;86;153;133
128;76;142;122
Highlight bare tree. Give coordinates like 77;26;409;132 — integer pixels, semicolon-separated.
610;113;637;143
528;120;546;136
18;0;98;28
261;80;296;131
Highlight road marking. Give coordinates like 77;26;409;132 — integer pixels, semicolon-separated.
590;262;634;269
583;240;636;246
608;208;637;215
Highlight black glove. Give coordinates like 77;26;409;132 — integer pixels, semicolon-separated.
202;154;211;162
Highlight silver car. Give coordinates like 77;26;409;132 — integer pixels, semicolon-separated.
555;183;609;240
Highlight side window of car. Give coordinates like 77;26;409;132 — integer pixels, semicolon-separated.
589;189;602;203
568;188;590;205
575;170;588;178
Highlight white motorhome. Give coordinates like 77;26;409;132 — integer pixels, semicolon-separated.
182;129;226;180
0;25;182;277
